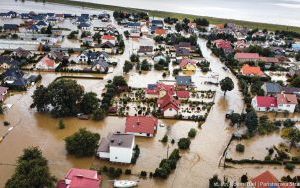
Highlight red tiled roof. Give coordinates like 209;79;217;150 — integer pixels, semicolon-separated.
235;52;260;59
176;90;190;98
155;28;167;35
277;94;298;105
241;64;264;76
158;93;180;111
251;171;279;188
125;116;158;134
214;39;232;50
256;96;277;108
70;176;100;188
179;59;197;68
146;83;175;96
41;56;56;67
65;168;98;180
251;170;295;188
101;35;115;40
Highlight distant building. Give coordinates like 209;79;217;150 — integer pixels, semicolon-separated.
277;93;298;113
179;59;197;71
241;64;265;77
97;133;135;163
234;53;260;63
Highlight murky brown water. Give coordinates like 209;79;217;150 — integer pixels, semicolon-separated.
0;2;299;187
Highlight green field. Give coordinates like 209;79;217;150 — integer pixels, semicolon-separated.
32;0;300;33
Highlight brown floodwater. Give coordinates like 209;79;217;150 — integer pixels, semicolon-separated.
0;1;299;187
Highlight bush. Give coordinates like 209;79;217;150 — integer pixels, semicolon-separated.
125;169;131;175
178;138;191;150
3;121;10;126
188;128;197;138
285;163;295;171
102;166;108;172
264;155;271;161
161;135;168;143
65;128;100;157
58;119;65;129
236;144;245;153
140;171;147;177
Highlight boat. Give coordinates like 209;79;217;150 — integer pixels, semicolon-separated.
113;180;138;187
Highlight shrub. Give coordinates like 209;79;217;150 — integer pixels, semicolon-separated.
140;171;147;177
161;135;168;143
125;169;131;175
58;119;65;129
188;128;197;138
3;121;10;126
236;144;245;153
178;138;191;150
264;155;271;161
285;163;295;171
102;166;108;172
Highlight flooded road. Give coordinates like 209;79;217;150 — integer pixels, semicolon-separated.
0;2;298;187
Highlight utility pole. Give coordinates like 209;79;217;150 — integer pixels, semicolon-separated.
166;144;170;158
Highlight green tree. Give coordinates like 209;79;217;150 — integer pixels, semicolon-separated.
5;147;56;188
47;79;84;117
291;76;300;87
112;76;128;87
92;108;106;121
31;85;49;112
130;54;139;62
245;110;258;133
209;175;221;188
220;77;234;95
188;128;197;138
281;127;300;151
65;128;100;157
80;92;99;114
0;102;4;114
141;59;151;71
123;60;134;73
230;113;241;126
178;138;191;149
58;119;65;129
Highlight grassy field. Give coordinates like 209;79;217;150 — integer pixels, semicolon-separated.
33;0;300;33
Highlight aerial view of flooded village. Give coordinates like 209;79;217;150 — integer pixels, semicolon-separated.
0;0;300;187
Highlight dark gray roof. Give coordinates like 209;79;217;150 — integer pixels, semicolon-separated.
265;82;282;93
176;76;192;86
98;133;134;152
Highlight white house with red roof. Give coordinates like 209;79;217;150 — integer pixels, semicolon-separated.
35;56;59;71
125;116;158;137
57;168;101;188
251;96;277;112
158;93;180;117
277;93;298;113
234;52;260;63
